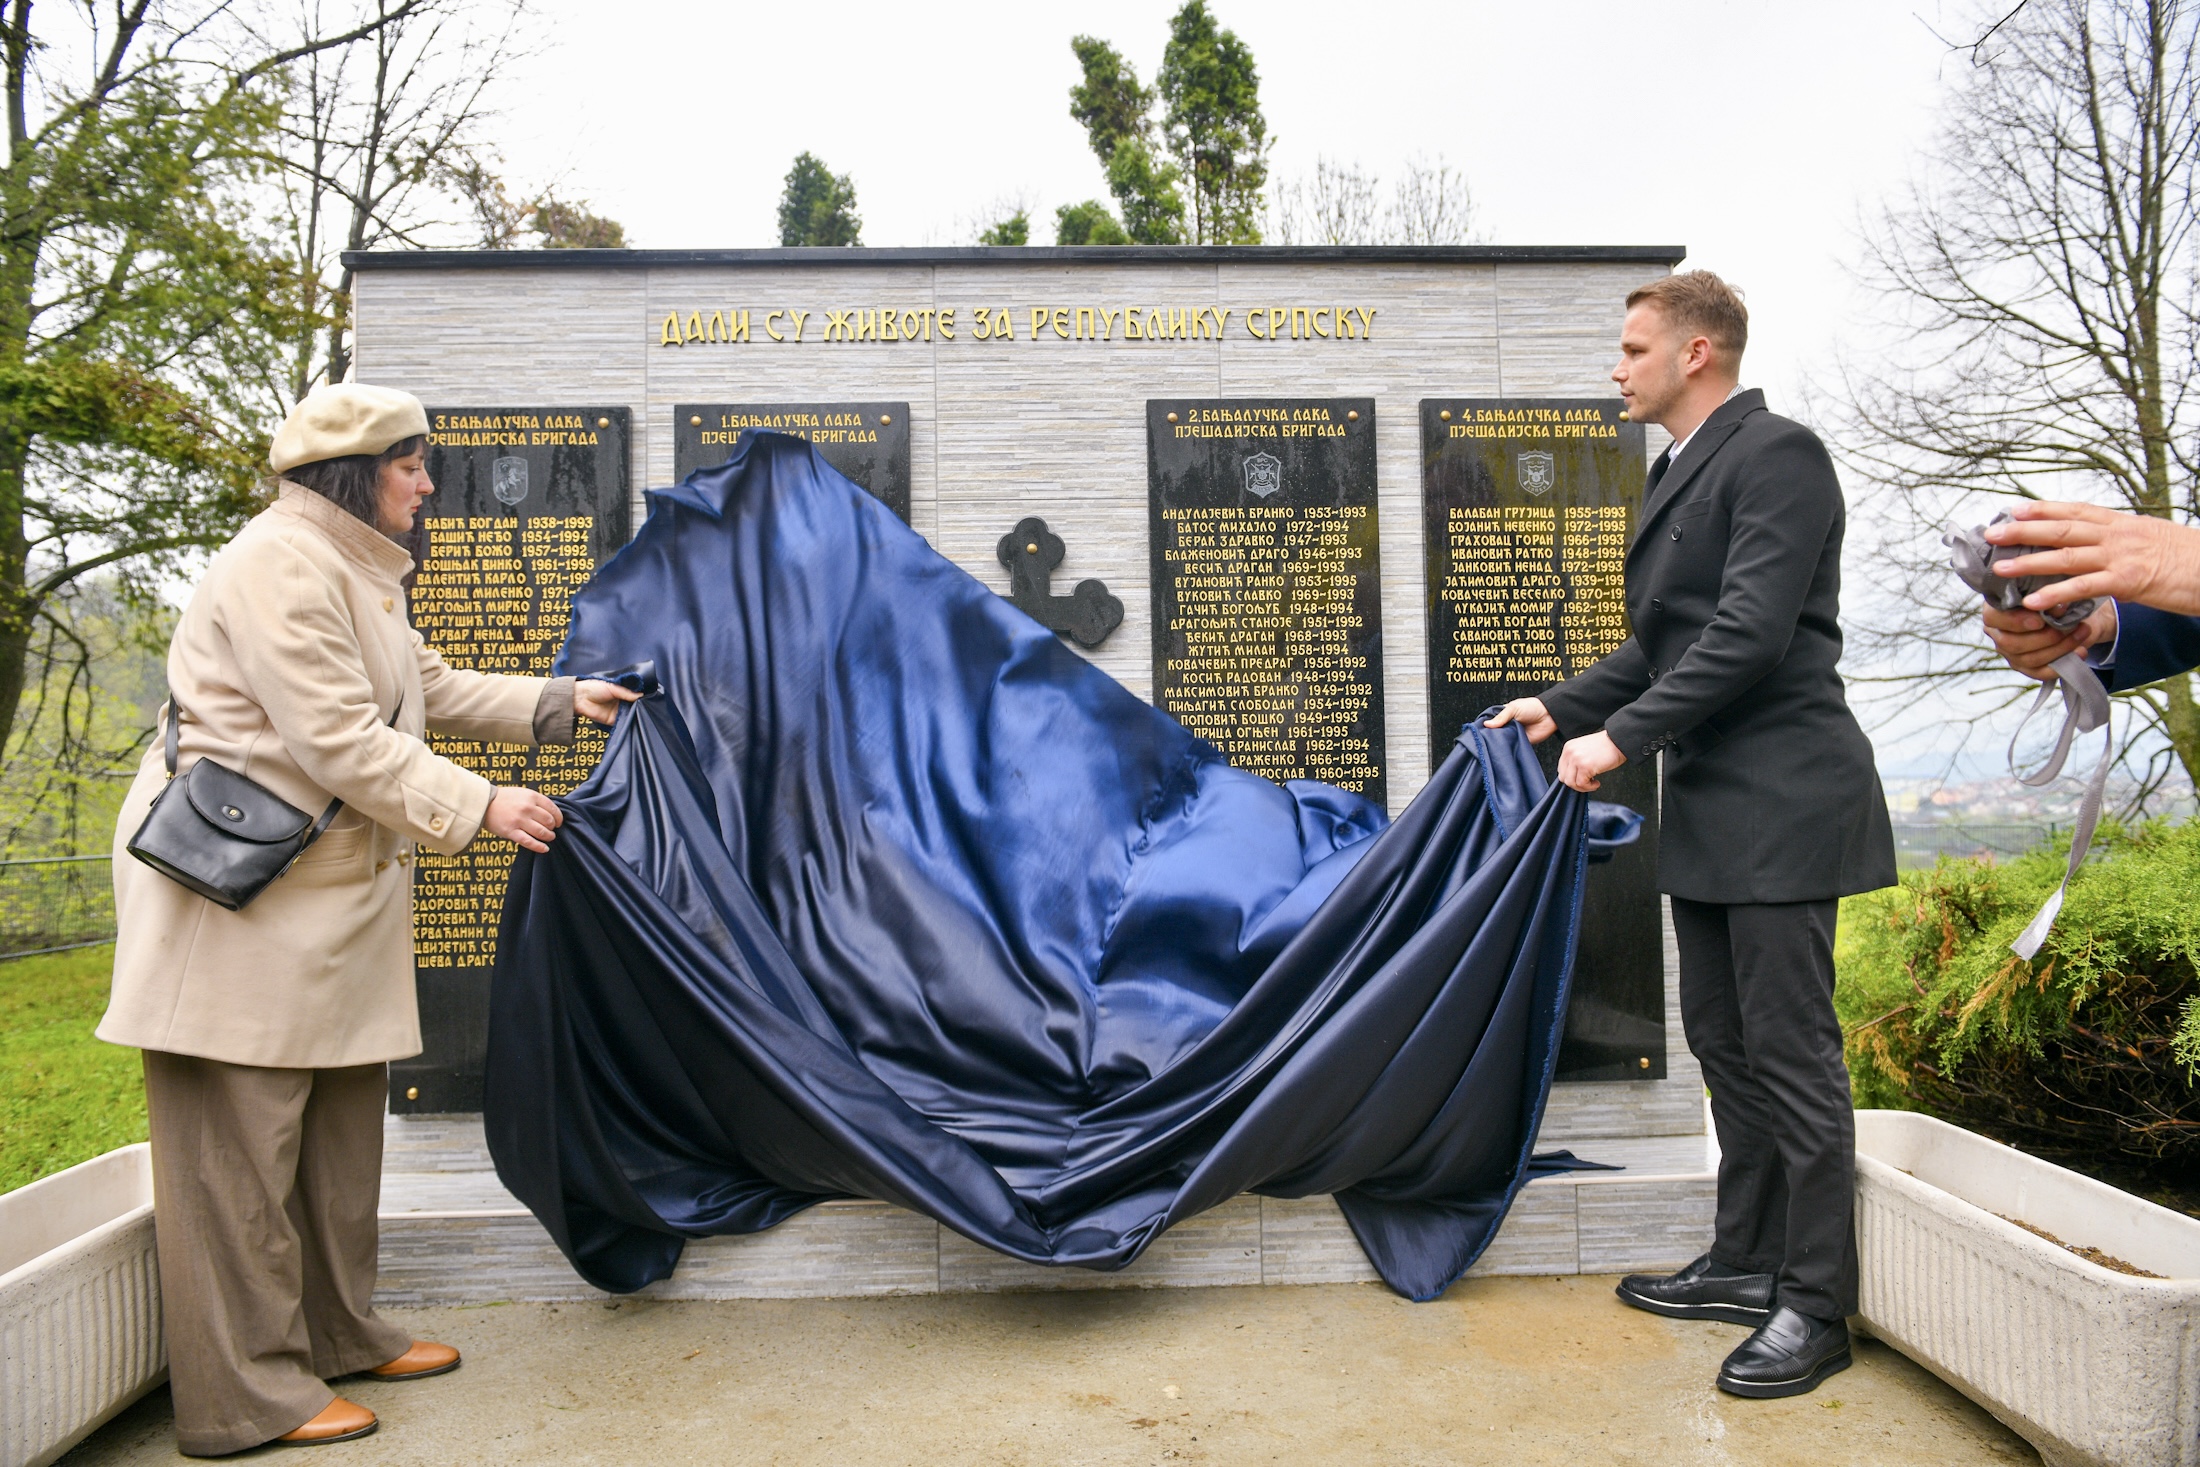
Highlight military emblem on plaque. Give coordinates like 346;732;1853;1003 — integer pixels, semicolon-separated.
996;516;1123;649
491;456;529;507
1515;450;1556;497
1242;450;1283;499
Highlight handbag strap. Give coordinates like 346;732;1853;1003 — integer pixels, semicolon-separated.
164;691;404;845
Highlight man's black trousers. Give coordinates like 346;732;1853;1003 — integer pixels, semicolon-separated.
1670;896;1858;1320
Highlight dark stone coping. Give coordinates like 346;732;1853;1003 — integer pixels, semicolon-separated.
343;244;1689;271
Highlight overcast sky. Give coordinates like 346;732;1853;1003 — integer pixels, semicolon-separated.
486;0;2020;775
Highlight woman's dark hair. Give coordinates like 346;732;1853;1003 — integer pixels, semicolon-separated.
281;434;428;525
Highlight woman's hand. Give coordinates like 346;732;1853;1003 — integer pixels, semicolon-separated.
1483;697;1558;743
483;786;563;852
574;678;643;726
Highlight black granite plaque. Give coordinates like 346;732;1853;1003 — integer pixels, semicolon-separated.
1422;398;1662;1082
673;402;910;521
390;407;632;1113
1149;399;1385;804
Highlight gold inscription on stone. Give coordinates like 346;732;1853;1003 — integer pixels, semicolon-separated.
655;304;1375;345
1440;504;1630;683
1159;503;1380;793
409;514;604;968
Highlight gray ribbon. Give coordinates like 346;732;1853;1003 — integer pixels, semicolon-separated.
1945;515;2112;959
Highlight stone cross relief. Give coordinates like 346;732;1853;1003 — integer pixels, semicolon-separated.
995;516;1123;649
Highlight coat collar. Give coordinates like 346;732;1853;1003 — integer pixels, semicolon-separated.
1639;387;1766;532
272;482;415;583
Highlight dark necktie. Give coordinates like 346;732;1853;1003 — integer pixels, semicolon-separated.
1648;448;1673;493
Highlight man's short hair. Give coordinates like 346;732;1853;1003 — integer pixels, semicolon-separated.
1626;271;1749;360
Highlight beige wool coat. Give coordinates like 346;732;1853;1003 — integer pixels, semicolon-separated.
99;484;572;1069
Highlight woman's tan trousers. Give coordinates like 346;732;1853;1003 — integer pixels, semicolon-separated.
142;1051;411;1456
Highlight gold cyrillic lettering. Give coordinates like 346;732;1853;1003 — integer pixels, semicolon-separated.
824;308;853;341
766;310;786;342
1312;307;1331;338
1356;307;1376;338
660;313;681;347
1292;308;1310;339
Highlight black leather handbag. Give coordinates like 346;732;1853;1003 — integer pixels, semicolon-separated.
126;693;399;911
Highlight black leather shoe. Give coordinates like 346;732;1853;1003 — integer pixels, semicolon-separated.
1615;1254;1774;1326
1716;1306;1852;1398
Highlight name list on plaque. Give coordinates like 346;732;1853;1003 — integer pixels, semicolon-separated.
394;406;632;1112
1421;397;1662;1081
674;402;911;521
1148;398;1385;805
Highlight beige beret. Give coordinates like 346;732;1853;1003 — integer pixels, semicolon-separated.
269;383;430;472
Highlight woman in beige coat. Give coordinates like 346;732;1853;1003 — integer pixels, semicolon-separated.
99;384;637;1455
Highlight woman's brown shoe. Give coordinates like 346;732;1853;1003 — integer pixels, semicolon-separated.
275;1398;377;1446
363;1340;461;1381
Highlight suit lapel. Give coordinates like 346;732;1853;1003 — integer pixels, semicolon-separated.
1636;388;1766;534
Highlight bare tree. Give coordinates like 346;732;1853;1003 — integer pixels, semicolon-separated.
1836;0;2199;799
257;0;540;400
1272;157;1382;245
1270;154;1478;245
1390;155;1478;245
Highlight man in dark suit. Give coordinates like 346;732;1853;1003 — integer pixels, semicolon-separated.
1488;271;1895;1399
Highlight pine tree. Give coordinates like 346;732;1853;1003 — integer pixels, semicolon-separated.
777;153;861;247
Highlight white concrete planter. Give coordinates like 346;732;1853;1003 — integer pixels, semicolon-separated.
0;1145;164;1467
1854;1110;2200;1467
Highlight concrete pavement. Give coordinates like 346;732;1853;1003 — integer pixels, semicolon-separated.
66;1276;2038;1466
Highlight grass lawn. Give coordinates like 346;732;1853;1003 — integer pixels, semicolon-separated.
0;943;142;1193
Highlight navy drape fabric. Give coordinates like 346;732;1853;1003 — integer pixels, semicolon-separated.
483;433;1639;1301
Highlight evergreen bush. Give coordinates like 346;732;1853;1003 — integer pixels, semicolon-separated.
1836;821;2200;1185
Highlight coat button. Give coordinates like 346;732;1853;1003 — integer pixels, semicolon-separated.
382;597;394;611
1650;597;1664;611
1670;527;1682;541
429;815;446;833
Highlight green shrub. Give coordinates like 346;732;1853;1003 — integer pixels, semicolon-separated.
1836;820;2200;1181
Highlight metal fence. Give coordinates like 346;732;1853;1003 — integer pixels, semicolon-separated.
0;854;115;959
1891;822;2057;867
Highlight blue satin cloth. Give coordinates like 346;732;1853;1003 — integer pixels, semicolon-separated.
483;432;1641;1300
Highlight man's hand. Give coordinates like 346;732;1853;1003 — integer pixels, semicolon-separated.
1557;731;1626;792
1984;502;2200;615
1982;601;2117;682
1483;697;1558;744
574;678;643;726
483;786;563;853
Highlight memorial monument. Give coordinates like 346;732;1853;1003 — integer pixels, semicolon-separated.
350;244;1699;1146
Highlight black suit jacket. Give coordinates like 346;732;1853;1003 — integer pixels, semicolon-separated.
1541;389;1895;904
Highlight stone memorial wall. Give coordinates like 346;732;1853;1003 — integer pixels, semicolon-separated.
1420;398;1663;1080
392;406;631;1111
352;245;1703;1133
1148;398;1384;801
673;401;912;519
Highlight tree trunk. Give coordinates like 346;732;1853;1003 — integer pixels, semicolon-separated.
2153;672;2200;788
0;434;35;758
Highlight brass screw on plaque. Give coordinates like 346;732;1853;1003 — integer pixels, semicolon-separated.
880;413;892;425
1347;409;1360;421
1026;541;1039;554
406;1087;419;1100
1439;409;1452;421
690;415;702;426
1166;412;1179;423
1638;1057;1651;1070
597;417;610;429
1618;411;1630;421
